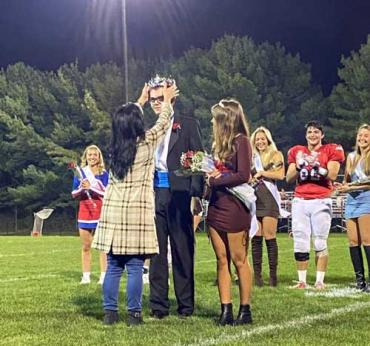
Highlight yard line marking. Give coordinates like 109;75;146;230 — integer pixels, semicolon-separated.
0;274;59;283
182;301;370;346
0;249;75;258
305;287;362;298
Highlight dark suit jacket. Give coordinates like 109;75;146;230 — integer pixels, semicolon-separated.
167;114;204;197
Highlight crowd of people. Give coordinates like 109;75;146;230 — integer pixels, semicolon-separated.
71;75;370;326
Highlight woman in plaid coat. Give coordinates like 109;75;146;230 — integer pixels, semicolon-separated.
92;83;178;326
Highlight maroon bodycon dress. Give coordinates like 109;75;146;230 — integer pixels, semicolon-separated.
206;135;252;233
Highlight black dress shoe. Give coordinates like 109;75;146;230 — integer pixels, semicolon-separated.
178;312;192;319
150;310;169;319
103;310;119;325
361;283;370;293
127;311;144;326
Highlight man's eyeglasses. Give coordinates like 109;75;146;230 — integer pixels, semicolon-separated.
150;96;164;104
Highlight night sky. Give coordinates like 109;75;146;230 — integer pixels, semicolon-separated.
0;0;370;94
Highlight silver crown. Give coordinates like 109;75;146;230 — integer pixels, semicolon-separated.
148;74;175;88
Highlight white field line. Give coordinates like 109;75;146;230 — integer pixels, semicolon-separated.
0;240;344;261
0;274;59;283
305;287;362;298
0;249;76;258
182;301;370;346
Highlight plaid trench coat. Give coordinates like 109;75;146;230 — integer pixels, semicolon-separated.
92;103;173;255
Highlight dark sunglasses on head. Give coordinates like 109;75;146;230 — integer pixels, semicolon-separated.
150;96;164;103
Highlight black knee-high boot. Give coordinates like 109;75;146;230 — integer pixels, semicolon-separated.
252;236;263;287
349;246;366;290
266;238;278;287
218;303;234;326
363;246;370;292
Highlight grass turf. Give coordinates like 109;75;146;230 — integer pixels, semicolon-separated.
0;233;369;345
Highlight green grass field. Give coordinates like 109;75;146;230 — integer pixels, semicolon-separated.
0;233;369;345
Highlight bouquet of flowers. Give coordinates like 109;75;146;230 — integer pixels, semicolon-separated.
177;151;219;175
68;162;96;208
176;151;256;213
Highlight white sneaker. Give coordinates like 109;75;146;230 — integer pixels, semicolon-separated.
289;281;307;289
98;272;106;285
80;277;91;284
314;282;326;290
143;272;149;284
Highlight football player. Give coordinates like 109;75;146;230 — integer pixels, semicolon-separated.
286;120;345;289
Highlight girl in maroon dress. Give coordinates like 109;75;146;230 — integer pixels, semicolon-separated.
206;99;253;326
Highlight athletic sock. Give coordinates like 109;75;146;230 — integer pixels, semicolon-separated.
298;270;307;283
316;271;325;284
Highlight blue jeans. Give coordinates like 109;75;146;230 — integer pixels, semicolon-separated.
103;253;145;312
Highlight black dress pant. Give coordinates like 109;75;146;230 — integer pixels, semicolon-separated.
149;188;195;315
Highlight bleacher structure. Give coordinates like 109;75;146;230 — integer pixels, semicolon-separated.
197;192;348;233
278;191;347;232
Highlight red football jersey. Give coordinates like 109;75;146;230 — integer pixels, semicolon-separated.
287;144;344;199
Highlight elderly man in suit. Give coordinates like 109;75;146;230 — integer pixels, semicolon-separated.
148;75;204;319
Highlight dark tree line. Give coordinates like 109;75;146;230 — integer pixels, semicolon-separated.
0;34;369;217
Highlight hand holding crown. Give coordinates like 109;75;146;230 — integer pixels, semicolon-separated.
137;83;150;107
163;82;179;103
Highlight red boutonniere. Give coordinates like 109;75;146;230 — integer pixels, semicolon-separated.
172;122;181;131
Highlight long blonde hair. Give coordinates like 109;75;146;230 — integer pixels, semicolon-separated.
250;126;283;168
80;144;105;174
347;124;370;177
211;99;250;161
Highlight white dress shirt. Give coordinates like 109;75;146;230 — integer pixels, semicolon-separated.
155;117;174;171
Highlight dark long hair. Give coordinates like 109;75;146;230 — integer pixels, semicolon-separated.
109;103;145;180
